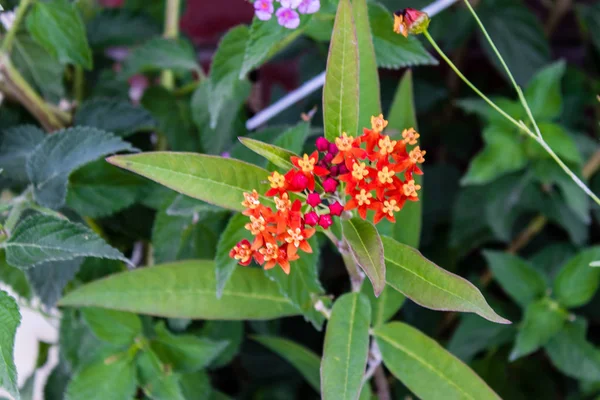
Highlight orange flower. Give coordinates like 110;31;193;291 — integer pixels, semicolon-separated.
281;226;316;257
290;151;329;191
332;132;367;168
229;239;254;266
403;179;421;200
260;243;298;274
373;198;405;224
345;188;378;219
393;8;430;37
402;128;420;145
266;171;288;196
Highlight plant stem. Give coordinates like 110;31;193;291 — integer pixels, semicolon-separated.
1;0;34;53
373;365;391;400
160;0;181;90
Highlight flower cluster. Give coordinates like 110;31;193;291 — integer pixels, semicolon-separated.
254;0;320;29
231;114;425;274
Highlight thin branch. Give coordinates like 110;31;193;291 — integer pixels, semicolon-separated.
373;365;391;400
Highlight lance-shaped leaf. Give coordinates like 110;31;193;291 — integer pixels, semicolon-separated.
59;260;299;320
107;152;273;212
253;335;321;392
342;217;386;296
323;0;359;141
321;293;370;400
374;322;501;400
238;137;297;171
3;215;128;269
382;236;510;324
0;290;21;400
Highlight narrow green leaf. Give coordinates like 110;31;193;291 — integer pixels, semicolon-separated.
4;214;128;269
136;350;185;400
510;299;567;361
107;152;273;212
382;236;510;324
253;335;321;393
352;0;381;128
342;217;386;296
524;60;566;120
321;293;370;400
59;260;300;320
483;251;547;307
361;283;405;327
26;0;92;69
0;290;21;400
74;98;156;137
374;322;501;400
553;247;600;308
266;122;310;170
26;127;137;209
238;137;297;171
323;0;359;141
0;125;44;183
122;37;199;77
81;308;142;346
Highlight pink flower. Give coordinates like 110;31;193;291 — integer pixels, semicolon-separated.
254;0;274;21
276;7;300;29
305;211;319;226
323;178;338;193
298;0;320;14
307;192;321;208
279;0;302;8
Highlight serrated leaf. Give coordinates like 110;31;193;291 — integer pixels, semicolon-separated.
215;213;254;298
122;37;199;77
26;127;137;209
3;214;128;269
86;9;161;49
25;258;83;307
321;293;370;400
368;3;437;69
74;98;156;137
382;236;510;324
82;307;142;346
553;247;600;308
323;0;359;141
448;314;515;363
374;322;501;400
65;353;137;400
0;252;31;300
524;60;566;120
0;290;21;400
352;0;381;128
483;251;547;307
253;335;321;392
0;125;44;183
209;26;249;128
361;282;405;327
107;152;273;212
342;217;386;296
264;237;326;330
59;260;300;320
137;350;185;400
26;0;92;69
510;299;567;361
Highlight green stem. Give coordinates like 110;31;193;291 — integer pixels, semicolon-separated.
160;0;181;90
1;0;34;53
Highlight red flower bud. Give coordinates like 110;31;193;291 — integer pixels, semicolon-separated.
323;177;338;193
329;201;344;216
393;8;430;37
330;165;339;176
291;172;309;191
307;192;321;208
305;211;319;226
328;143;339;155
319;214;333;229
338;164;349;175
324;153;334;163
316;137;330;152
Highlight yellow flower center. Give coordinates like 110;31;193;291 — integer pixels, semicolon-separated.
371;114;388;133
409;146;426;164
355;189;372;206
378;136;397;156
259;242;279;261
335;132;354;152
382;199;400;216
274;193;291;212
245;215;266;235
351;162;369;181
285;228;304;247
402;128;420;145
297;154;315;173
377;166;395;185
268;171;285;189
403;180;421;198
242;190;260;209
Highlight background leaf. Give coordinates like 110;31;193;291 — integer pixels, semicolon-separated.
122;37;200;78
0;290;21;400
25;258;83;307
74;99;156;137
0;125;44;183
81;307;142;346
553;247;600;308
524;60;566;120
136;349;185;400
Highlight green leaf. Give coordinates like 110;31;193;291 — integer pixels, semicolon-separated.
3;214;128;269
26;127;137;209
342;217;386;296
382;236;510;324
86;9;161;49
253;335;320;393
524;60;566;120
74;98;156;137
214;214;253;298
208;26;249;128
510;299;567;361
59;260;300;320
264;237;326;330
136;350;185;400
238;138;297;171
477;0;550;85
368;3;438;69
266;122;310;170
166;195;221;217
25;258;83;307
374;322;501;400
483;251;547;307
0;125;44;183
65;353;137;400
323;0;359;141
361;282;405;327
448;314;515;363
107;152;273;212
553;247;600;308
179;371;213;400
0;290;21;400
122;37;200;78
0;252;31;300
352;0;381;128
150;321;228;372
545;318;600;381
200;321;244;368
461;124;527;185
525;123;582;165
67;160;147;218
26;0;93;69
321;293;370;400
577;3;600;53
81;307;142;346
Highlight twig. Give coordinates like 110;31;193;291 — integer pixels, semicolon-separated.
373;365;391;400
